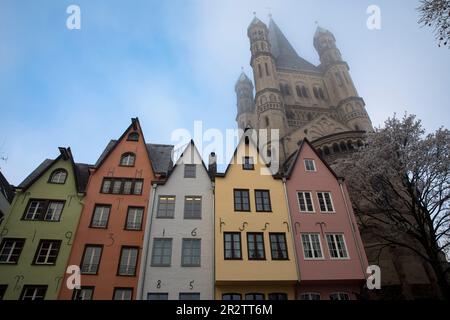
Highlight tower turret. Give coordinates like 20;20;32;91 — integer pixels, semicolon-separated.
314;26;372;132
247;16;288;139
235;71;255;130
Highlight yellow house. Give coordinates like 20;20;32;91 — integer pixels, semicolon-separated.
214;134;298;300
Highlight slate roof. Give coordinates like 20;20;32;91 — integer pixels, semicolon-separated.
268;19;320;73
95;140;174;175
17;159;93;193
0;171;14;203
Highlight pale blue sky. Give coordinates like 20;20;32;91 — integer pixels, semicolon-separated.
0;0;449;185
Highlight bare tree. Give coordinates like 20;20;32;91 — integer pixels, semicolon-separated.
337;114;450;299
418;0;450;47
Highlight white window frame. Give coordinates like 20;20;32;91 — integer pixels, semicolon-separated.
44;201;64;221
34;240;60;265
297;191;315;213
91;205;110;228
126;207;143;230
300;233;324;260
326;234;349;260
113;288;133;300
81;246;102;274
317;192;335;213
304;159;316;172
118;247;138;276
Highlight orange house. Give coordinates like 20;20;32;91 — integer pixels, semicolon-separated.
59;118;173;300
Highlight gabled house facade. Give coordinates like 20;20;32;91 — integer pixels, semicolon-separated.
58;118;173;300
214;133;298;300
138;140;214;300
0;147;91;300
283;139;368;300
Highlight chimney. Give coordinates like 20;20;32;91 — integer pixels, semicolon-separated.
208;152;217;180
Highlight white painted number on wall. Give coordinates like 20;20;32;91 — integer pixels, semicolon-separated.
366;5;381;30
366;265;381;289
66;5;81;30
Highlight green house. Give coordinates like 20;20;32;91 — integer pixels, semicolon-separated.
0;147;91;300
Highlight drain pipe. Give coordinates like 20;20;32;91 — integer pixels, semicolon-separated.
137;183;158;300
282;178;301;286
338;179;367;278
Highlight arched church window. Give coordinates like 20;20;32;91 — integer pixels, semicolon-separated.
258;64;263;78
319;88;325;100
324;146;330;155
317;148;323;157
265;116;270;127
333;143;340;153
347;140;354;150
302;86;308;98
296;86;302;97
340;141;348;152
313;87;319;99
335;72;344;86
284;84;291;96
265;63;270;76
279;84;285;95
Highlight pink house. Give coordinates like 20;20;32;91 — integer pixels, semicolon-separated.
284;139;368;300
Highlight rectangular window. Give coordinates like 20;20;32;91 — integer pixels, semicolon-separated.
23;200;45;220
100;178;144;195
81;245;103;274
184;164;196;178
301;234;323;259
234;189;250;212
125;207;144;230
23;199;65;221
184;196;202;219
297;192;314;213
34;240;61;265
255;190;271;212
147;293;168;300
20;285;47;300
133;181;143;195
317;192;334;212
0;238;25;264
222;293;242;300
181;239;201;267
44;201;65;221
72;287;94;300
156;196;176;218
179;293;200;300
113;288;133;300
326;234;349;259
224;232;241;260
242;156;254;170
245;293;265;300
90;204;111;228
269;233;288;260
151;238;172;266
304;159;316;172
247;232;265;260
118;247;139;276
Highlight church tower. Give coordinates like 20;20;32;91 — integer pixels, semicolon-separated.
314;26;373;132
247;16;288;140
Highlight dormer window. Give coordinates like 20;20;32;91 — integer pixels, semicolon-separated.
127;132;139;141
120;153;136;167
243;157;254;170
49;169;67;184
